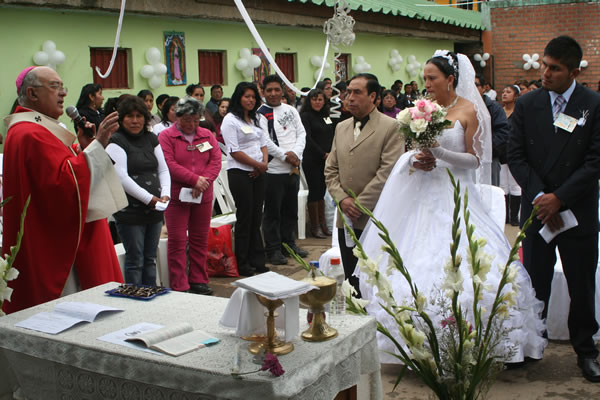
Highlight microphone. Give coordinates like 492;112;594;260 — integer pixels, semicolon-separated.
66;106;94;138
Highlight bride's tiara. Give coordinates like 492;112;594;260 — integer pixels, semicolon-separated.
433;50;459;81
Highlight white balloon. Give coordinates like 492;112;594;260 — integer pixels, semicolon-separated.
50;50;65;66
392;64;401;72
394;56;403;64
314;70;322;80
390;49;399;57
480;60;486;68
356;56;365;63
523;63;531;71
532;61;540;70
140;65;154;78
325;62;331;70
146;47;161;64
149;75;162;89
522;54;531;62
531;53;539;61
365;63;371;71
310;56;322;67
33;51;49;65
482;53;490;61
242;67;254;79
388;59;396;67
580;60;589;68
42;40;56;54
408;55;416;63
353;64;362;73
474;53;482;62
153;63;167;76
249;55;261;69
240;48;251;59
235;58;249;71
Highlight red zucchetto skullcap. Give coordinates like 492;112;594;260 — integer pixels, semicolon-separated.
16;66;37;94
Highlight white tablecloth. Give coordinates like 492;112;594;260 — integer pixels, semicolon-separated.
0;283;381;400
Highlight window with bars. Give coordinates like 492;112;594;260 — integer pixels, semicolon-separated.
90;48;130;89
198;50;225;85
275;53;296;83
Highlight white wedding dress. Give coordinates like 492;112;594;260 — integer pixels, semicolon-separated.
357;121;547;364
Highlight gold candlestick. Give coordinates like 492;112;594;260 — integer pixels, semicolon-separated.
248;294;294;355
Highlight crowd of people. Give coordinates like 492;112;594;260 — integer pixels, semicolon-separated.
2;34;600;382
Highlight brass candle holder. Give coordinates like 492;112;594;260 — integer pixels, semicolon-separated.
248;294;294;355
299;275;338;342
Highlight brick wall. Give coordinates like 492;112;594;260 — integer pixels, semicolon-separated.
490;2;600;91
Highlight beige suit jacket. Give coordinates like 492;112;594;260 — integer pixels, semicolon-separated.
325;107;404;230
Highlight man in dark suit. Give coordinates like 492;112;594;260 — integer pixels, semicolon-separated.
508;36;600;382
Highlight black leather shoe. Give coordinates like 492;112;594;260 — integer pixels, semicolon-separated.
282;243;309;258
578;357;600;382
266;251;288;265
254;265;270;273
238;265;255;276
189;283;213;296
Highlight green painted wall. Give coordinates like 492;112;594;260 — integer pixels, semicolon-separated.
0;6;452;141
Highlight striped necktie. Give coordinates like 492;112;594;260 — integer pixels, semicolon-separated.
553;95;565;121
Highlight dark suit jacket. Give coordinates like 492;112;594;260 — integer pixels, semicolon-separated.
482;95;510;163
508;83;600;235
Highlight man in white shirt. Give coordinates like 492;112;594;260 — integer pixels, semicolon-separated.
484;82;497;101
258;75;307;265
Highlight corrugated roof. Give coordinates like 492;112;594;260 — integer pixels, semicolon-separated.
288;0;485;30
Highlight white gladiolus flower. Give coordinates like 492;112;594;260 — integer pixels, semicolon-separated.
0;257;8;275
341;279;357;298
0;281;13;303
416;292;427;312
410;118;428;133
5;267;19;281
503;290;517;308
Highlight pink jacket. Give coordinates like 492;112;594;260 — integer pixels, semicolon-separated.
158;124;222;204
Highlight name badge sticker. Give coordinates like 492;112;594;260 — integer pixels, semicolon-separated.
196;142;213;153
324;117;333;125
241;125;254;135
554;113;578;133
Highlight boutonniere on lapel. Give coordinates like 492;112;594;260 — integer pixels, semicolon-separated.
578;110;589;127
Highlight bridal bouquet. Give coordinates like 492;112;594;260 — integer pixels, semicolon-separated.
0;196;30;316
396;98;452;149
340;172;536;400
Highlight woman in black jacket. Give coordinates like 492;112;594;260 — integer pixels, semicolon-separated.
300;89;334;238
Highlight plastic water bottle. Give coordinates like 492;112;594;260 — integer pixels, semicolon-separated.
328;257;346;315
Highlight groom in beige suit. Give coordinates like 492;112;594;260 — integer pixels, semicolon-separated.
325;73;404;294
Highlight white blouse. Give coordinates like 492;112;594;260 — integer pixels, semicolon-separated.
221;113;268;172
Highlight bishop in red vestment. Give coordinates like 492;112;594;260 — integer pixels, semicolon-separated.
2;66;126;314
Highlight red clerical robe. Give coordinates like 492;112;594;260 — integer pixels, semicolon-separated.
2;106;123;314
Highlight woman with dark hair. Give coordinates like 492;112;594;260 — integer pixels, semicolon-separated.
158;97;221;295
212;97;230;144
300;88;334;238
221;82;269;276
501;84;522;226
358;51;545;364
105;95;171;285
75;83;104;129
515;79;530;95
153;96;179;135
138;89;161;126
186;84;205;103
380;89;401;118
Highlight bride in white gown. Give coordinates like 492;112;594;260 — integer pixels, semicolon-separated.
356;51;547;364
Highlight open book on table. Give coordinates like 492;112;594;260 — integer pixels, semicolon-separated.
124;322;219;356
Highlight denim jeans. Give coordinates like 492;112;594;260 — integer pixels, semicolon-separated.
116;221;163;285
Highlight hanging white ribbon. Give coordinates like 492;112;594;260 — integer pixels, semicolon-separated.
95;0;127;79
233;0;330;96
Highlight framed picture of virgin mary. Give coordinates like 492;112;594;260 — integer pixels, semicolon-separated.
164;32;186;86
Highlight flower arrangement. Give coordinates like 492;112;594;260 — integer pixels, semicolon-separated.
0;196;30;316
340;171;536;400
396;98;452;149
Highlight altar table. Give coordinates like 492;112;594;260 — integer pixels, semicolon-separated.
0;283;381;400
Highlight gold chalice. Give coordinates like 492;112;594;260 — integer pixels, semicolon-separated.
248;294;294;355
299;275;338;342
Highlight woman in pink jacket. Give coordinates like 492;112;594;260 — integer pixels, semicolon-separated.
158;97;221;295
